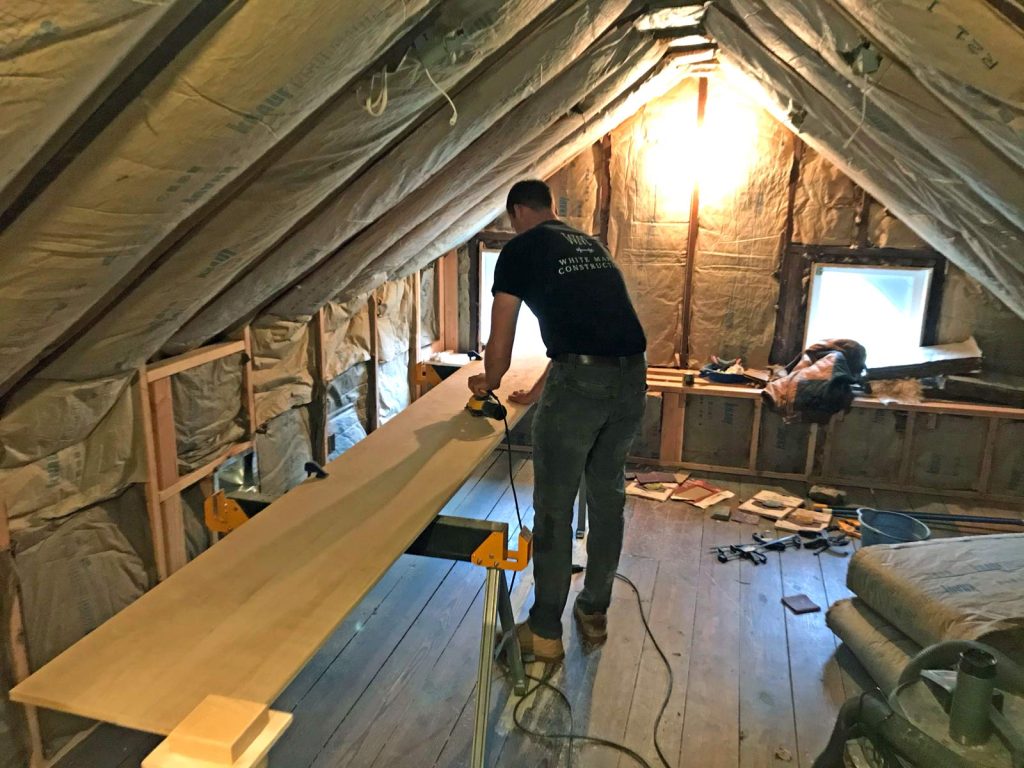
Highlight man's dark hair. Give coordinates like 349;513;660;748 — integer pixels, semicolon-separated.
506;179;553;216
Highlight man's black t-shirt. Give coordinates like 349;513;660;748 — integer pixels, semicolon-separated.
491;219;646;358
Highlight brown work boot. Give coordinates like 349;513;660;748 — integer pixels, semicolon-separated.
574;598;608;646
512;622;564;664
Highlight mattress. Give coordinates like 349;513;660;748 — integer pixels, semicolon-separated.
846;533;1024;659
827;598;921;694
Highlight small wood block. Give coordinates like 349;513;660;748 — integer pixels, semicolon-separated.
145;695;290;767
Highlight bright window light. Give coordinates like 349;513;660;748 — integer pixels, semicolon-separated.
479;248;547;357
805;264;933;364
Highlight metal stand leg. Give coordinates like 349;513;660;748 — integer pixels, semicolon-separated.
472;567;501;768
496;573;527;696
575;474;587;539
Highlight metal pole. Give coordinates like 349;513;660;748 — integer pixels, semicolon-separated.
496;572;527;695
472;567;501;768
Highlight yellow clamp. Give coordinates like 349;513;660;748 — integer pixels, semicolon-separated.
471;528;533;571
203;490;249;534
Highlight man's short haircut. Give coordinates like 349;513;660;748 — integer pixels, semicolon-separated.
506;179;553;216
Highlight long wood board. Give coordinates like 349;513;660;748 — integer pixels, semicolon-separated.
11;358;547;736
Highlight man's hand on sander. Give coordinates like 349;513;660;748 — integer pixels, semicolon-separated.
468;373;499;399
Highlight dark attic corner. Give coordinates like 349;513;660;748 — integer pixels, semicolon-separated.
1;2;1023;768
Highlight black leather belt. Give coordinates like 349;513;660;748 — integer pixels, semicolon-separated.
554;352;646;367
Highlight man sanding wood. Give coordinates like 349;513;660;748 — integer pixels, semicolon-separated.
469;179;647;663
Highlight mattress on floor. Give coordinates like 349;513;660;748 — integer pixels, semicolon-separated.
827;598;921;694
846;533;1024;659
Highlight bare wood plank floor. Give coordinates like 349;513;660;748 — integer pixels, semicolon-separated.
53;460;1021;768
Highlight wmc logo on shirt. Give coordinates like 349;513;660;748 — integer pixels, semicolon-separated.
561;232;595;252
557;233;615;276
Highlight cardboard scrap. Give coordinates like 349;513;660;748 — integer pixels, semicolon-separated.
774;508;832;533
738;490;804;520
626;472;690;502
671;478;734;509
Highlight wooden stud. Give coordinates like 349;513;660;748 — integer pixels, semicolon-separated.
367;292;381;433
158;442;254;502
594;134;612;243
137;368;170;581
1;504;46;768
659;393;685;463
978;417;1000;494
434;259;447;353
770;139;807;365
148;377;188;575
679;76;708;367
440;250;459;352
241;327;258;438
804;424;819;478
748;398;763;472
897;411;917;485
855;189;872;249
410;270;422;402
311;308;329;465
145;341;246;382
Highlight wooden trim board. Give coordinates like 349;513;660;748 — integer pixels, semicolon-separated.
145;341;246;382
11;358;547;736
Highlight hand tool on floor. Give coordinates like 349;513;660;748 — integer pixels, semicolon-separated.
753;532;802;551
716;543;768;564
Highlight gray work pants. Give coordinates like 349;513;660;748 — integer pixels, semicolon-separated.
527;356;646;639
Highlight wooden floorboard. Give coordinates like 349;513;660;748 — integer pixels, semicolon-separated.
616;498;704;768
55;458;1022;768
737;522;798;768
677;508;741;768
745;478;847;768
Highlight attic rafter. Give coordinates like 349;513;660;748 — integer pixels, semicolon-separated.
270;30;666;318
0;0;441;400
762;0;1024;234
0;0;209;227
339;57;696;305
156;0;569;359
705;5;1024;320
161;0;635;355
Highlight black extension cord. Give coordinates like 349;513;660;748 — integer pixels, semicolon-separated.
495;396;677;768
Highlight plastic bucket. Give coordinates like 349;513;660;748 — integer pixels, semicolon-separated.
858;508;931;547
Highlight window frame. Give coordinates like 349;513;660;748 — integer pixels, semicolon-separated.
772;244;946;365
468;230;515;351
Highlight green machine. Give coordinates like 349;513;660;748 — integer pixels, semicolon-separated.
815;641;1024;768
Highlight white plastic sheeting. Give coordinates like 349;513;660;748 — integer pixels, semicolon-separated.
273;26;664;316
0;381;144;525
706;7;1024;320
688;73;792;368
390;59;696;286
0;1;200;211
78;0;559;364
608;80;697;366
255;407;313;498
765;0;1024;234
250;316;314;428
833;0;1024;172
0;0;435;390
207;0;634;326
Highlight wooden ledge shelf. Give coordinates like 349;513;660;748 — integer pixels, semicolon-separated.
647;368;1024;502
